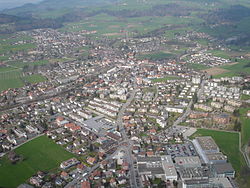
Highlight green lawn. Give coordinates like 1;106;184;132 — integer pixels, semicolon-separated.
241;94;250;101
152;76;180;82
214;59;250;78
239;108;250;146
0;136;75;188
190;129;244;173
207;50;231;59
137;52;174;61
0;71;46;92
23;74;47;84
188;63;209;70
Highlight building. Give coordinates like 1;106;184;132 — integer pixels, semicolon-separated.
212;163;235;178
60;158;80;169
213;113;230;124
137;155;177;182
193;137;219;154
175;156;201;168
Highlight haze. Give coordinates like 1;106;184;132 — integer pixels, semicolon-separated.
0;0;43;10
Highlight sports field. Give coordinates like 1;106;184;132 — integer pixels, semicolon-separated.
0;136;75;188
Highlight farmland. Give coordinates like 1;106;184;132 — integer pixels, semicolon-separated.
213;59;250;78
0;136;75;188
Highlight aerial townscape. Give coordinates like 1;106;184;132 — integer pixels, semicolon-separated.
0;0;250;188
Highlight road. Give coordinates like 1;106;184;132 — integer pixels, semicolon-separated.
65;146;123;188
116;88;139;188
173;78;205;127
65;88;139;188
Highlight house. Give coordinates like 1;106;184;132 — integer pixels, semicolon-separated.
247;110;250;118
81;181;91;188
60;171;69;180
213;113;230;124
87;157;96;165
117;176;127;184
60;158;80;169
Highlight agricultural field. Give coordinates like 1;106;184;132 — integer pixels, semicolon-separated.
214;59;250;78
0;60;49;91
0;136;75;188
0;69;46;92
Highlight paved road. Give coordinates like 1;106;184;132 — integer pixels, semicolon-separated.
116;88;139;188
173;78;205;127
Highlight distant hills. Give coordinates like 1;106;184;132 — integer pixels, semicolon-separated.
1;0;119;16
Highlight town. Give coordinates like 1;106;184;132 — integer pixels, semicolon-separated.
0;11;250;188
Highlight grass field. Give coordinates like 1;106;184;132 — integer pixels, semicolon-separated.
0;136;75;188
190;129;244;173
213;59;250;78
152;76;180;82
188;63;209;70
137;51;174;61
23;74;47;84
239;108;250;146
0;70;47;92
241;94;250;100
207;50;232;59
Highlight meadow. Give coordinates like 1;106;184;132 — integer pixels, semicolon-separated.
0;136;75;188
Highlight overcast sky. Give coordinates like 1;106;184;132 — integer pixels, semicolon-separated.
0;0;43;10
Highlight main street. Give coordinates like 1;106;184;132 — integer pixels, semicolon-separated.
116;88;139;188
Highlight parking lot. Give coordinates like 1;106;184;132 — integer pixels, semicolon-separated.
165;142;197;158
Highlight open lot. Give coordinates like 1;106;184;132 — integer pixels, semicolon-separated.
0;135;75;188
203;67;229;76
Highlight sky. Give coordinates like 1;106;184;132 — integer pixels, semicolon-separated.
0;0;43;10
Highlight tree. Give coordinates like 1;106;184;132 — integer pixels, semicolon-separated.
193;92;198;103
233;109;240;117
233;119;241;131
89;143;94;152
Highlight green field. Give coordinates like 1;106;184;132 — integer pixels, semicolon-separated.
152;76;180;82
214;59;250;78
207;50;232;59
0;70;47;92
241;94;250;100
240;108;250;146
188;63;209;70
0;136;75;188
137;51;174;61
190;129;244;173
23;74;47;84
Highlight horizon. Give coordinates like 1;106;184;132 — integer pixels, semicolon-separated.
0;0;43;10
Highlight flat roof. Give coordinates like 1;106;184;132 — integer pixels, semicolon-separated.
179;167;209;179
206;152;227;161
137;157;161;163
195;136;219;152
138;163;165;175
82;116;114;132
175;156;201;166
213;163;235;174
